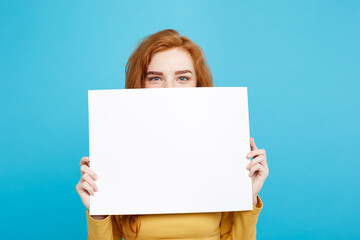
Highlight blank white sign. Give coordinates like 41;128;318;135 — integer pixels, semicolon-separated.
88;87;252;215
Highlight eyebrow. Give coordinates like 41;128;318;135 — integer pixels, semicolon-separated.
146;71;163;76
175;70;192;75
145;70;193;76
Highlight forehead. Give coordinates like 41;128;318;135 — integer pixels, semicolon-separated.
147;47;195;71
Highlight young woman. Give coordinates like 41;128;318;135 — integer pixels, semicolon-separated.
76;29;269;240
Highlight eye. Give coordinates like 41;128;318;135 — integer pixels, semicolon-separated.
149;77;161;81
178;76;189;81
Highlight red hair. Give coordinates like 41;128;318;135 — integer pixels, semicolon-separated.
121;29;213;238
125;29;213;89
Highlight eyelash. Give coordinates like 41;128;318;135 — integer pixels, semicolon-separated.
178;76;189;81
149;77;161;81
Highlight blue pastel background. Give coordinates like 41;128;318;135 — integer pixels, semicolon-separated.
1;1;359;239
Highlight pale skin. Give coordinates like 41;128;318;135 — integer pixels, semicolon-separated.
75;47;269;220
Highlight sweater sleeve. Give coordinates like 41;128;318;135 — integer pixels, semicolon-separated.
86;210;123;240
220;195;263;240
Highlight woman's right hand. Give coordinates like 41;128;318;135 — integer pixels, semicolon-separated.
76;157;108;220
75;156;98;210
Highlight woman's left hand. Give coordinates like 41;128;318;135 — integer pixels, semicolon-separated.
246;137;269;206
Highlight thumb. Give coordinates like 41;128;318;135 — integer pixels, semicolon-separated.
250;137;258;150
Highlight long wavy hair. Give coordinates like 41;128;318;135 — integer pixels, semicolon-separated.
121;29;213;238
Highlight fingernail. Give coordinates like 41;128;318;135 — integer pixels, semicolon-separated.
94;175;98;180
247;153;252;158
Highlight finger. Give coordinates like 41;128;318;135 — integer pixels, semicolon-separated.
80;157;90;166
80;165;98;180
248;163;265;177
82;173;98;192
250;137;257;150
81;181;95;195
246;155;265;169
246;149;266;159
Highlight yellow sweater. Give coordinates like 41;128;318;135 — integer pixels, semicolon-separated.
86;195;263;240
